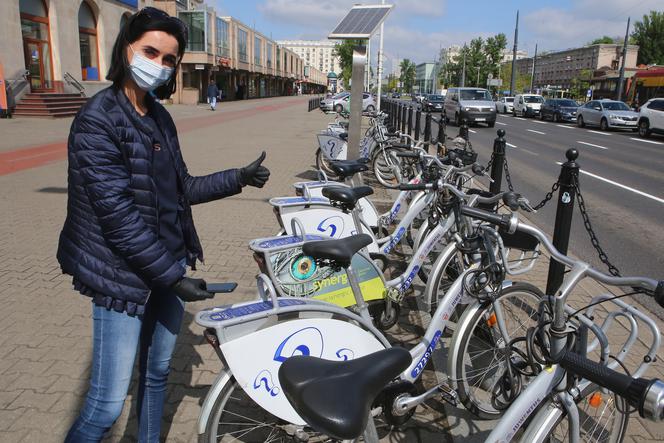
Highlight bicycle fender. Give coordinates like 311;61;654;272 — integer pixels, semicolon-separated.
197;368;233;436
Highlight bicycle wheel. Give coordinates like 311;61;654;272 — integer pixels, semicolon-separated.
315;148;338;180
202;375;336;442
525;387;628;443
372;147;403;188
451;282;543;419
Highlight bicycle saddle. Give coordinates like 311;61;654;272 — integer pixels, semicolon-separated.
322;186;373;210
302;234;372;267
338;132;348;141
278;347;411;440
329;159;369;179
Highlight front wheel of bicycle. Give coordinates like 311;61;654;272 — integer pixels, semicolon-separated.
201;374;337;442
372;147;404;188
451;282;543;419
522;386;628;443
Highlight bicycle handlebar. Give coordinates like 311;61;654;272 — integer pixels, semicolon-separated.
555;349;664;422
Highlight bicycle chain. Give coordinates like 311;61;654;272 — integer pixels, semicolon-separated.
572;173;622;277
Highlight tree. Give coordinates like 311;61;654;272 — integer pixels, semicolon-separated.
570;69;593;99
438;33;507;89
399;59;417;93
499;62;531;94
333;40;367;88
632;11;664;65
588;36;617;45
386;74;398;92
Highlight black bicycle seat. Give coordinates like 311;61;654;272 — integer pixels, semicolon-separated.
322;186;373;209
338;132;348;141
329;160;369;178
278;347;411;440
302;234;372;267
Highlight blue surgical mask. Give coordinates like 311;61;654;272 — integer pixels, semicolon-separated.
128;45;174;91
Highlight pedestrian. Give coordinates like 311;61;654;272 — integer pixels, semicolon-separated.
207;78;219;111
57;7;270;442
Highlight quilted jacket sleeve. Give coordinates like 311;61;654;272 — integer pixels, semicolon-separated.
73;113;185;288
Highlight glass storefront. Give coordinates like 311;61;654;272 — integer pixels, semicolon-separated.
19;0;54;91
179;11;206;52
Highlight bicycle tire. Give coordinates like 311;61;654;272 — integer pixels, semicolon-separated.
522;385;628;443
201;375;337;442
451;282;543;419
315;148;338;180
372;147;404;188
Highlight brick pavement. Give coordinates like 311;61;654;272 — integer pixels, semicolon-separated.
0;95;662;442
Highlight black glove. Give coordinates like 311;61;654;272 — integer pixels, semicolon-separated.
239;151;270;188
172;277;214;302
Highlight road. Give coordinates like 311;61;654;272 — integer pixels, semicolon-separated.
396;99;664;316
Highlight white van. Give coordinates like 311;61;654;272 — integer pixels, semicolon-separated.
513;94;545;118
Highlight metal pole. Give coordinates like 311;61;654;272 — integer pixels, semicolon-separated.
530;43;538;93
348;46;367;159
459;119;469;140
437;117;445;144
510;10;519;96
396;102;402;129
401;104;407;133
461;51;466;87
545;149;580;296
414;108;421;141
489;129;506;195
424;112;432;142
376;0;385;110
616;17;630;102
407;105;413;136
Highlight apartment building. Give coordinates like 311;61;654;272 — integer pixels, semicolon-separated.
277;40;342;77
507;43;639;91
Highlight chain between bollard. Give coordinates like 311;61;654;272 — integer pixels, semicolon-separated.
572;173;622;277
502;158;515;192
532;180;560;210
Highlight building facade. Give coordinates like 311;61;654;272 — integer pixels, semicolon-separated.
0;0;325;107
507;44;639;91
501;48;528;63
277;40;342;77
415;62;438;94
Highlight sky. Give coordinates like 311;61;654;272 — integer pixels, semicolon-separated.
214;0;663;73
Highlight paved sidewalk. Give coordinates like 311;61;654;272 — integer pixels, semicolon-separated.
0;95;662;442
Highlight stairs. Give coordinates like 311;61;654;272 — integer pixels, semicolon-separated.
13;93;88;118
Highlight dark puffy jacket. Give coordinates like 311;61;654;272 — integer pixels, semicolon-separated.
57;87;242;315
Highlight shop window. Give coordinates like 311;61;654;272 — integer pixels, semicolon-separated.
78;2;99;81
215;17;229;58
238;29;248;62
254;36;262;66
179;11;206;52
266;42;273;68
20;0;54;90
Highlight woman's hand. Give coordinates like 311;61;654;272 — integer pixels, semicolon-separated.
239;151;270;188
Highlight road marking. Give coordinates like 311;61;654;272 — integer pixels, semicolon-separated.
534;120;547;124
556;124;574;129
521;148;540;156
587;130;611;136
515;117;526;121
496;121;507;126
577;141;608;150
629;137;663;145
555;162;664;204
469;129;477;134
527;129;546;135
506;143;518;148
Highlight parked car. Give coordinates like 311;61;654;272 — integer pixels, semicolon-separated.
637;98;664;138
391;92;401;99
340;92;377;112
443;87;497;127
423;94;445;112
319;91;350;112
576;99;638;131
513;94;544;117
540;98;579;123
412;93;426;103
495;97;514;114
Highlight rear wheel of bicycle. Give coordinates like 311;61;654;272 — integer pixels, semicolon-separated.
202;375;336;442
528;386;628;443
452;283;543;419
315;148;338;180
372;147;404;188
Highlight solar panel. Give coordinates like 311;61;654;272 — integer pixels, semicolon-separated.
328;4;393;39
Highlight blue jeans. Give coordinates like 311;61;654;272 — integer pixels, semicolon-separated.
209;96;217;110
65;276;186;442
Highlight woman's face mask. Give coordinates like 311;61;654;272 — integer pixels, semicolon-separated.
128;44;174;91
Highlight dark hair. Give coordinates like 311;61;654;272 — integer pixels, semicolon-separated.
107;7;188;99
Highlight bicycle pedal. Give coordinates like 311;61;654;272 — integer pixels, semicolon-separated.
437;383;459;406
386;287;405;304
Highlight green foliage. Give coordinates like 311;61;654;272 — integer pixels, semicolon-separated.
438;33;507;89
588;36;617;45
632;11;664;65
333;40;368;87
499;62;531;94
569;69;593;99
386;74;398;91
399;59;417;93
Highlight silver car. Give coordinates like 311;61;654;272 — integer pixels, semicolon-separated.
339;93;377;113
319;92;350;112
576;99;639;131
496;97;514;114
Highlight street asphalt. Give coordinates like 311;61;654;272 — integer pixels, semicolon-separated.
409;102;664;317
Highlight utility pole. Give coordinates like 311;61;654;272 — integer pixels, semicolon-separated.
616;17;630;102
530;43;538;93
510;10;519;96
376;0;385;109
461;49;466;87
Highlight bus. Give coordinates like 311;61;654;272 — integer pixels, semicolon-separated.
626;66;664;107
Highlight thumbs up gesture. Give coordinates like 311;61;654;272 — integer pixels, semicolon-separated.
239;151;270;188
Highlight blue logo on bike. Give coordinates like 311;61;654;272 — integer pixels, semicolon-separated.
317;216;344;238
383;227;406;254
399;265;420;293
411;330;442;378
387;203;401;224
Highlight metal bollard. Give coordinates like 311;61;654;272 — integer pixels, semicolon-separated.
489;129;506;195
407;106;413;136
424;113;432;142
545;149;580;296
401;105;407;134
396;103;402;130
458;119;470;140
436;117;446;144
414;109;421;141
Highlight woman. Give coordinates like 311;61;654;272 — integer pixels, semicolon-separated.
57;8;269;442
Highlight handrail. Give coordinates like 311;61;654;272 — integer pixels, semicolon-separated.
64;72;86;97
